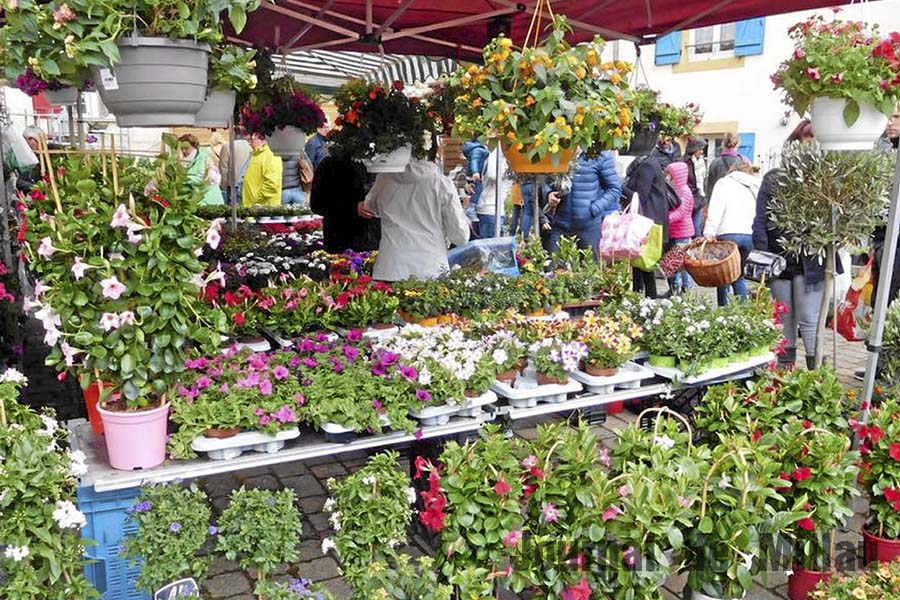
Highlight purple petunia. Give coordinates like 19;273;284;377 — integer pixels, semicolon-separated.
259;379;273;396
343;345;360;361
381;351;400;366
273;365;290;381
273;405;297;424
129;500;152;514
347;330;363;343
415;389;432;403
332;359;345;373
196;376;212;390
399;364;418;380
290;356;302;368
170;522;181;533
371;363;386;376
208;525;218;536
299;339;315;352
301;357;318;369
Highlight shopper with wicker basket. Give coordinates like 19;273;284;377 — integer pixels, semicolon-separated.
703;161;762;305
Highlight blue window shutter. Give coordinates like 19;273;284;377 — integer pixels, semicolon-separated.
654;31;682;66
738;132;756;163
734;18;765;56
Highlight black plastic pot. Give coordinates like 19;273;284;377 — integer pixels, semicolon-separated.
623;128;660;156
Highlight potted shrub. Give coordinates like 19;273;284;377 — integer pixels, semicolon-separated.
853;397;900;563
216;487;303;598
23;143;226;470
0;1;90;104
578;311;642;376
122;482;213;596
453;15;632;173
194;44;258;128
773;421;859;600
529;338;587;385
769;143;894;366
772;13;900;149
64;0;258;126
329;79;433;173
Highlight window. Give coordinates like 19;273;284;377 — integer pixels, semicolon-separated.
689;23;736;59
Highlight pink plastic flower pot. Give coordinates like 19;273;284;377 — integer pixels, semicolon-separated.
97;403;170;470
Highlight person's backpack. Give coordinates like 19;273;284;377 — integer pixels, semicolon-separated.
664;181;682;211
622;155;681;210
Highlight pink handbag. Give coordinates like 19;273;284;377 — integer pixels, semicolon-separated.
599;194;654;262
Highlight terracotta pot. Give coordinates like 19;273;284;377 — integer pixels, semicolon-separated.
537;372;568;386
516;359;528;374
371;323;395;330
526;309;546;317
437;314;453;325
205;427;242;439
497;369;517;384
83;382;106;435
787;566;832;600
397;310;416;323
464;388;480;398
501;142;577;174
863;527;900;564
585;364;619;377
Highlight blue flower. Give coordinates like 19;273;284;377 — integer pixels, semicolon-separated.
181;582;195;597
169;522;181;533
208;525;218;536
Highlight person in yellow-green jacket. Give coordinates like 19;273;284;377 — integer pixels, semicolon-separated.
242;133;283;207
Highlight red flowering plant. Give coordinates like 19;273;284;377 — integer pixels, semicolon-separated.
432;425;526;593
853;397;900;541
772;420;859;571
238;73;325;137
207;283;262;340
324;274;399;329
328;79;434;160
254;280;320;337
772;11;900;125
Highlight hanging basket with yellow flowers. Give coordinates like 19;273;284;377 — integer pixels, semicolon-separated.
453;14;633;173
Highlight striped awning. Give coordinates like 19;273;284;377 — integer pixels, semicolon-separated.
272;50;459;90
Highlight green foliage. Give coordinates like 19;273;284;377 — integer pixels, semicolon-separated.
323;452;414;592
883;300;900;388
770;144;894;258
357;555;452;600
216;488;303;583
855;397;900;540
122;482;212;594
209;44;257;93
812;559;900;600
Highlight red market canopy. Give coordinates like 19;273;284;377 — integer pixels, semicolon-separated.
233;0;865;59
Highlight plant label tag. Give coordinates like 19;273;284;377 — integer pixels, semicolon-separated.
154;578;198;600
98;69;119;91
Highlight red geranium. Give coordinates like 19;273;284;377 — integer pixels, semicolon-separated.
890;443;900;462
792;466;812;482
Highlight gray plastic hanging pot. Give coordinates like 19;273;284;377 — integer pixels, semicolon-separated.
194;89;237;128
92;36;210;127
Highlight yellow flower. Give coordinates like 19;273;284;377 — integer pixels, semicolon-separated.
575;66;587;79
525;95;536;107
498;37;513;48
610;73;622;85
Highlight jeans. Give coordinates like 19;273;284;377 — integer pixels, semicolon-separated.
476;214;503;238
470;179;484;208
715;233;753;306
509;204;523;237
633;268;657;299
667;237;693;293
771;275;824;363
282;186;306;207
549;222;601;259
692;209;705;240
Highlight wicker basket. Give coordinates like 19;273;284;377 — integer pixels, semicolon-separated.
683;239;741;287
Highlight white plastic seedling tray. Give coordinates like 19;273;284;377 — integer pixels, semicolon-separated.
409;390;498;426
191;428;300;461
491;371;582;408
570;361;656;394
334;326;399;342
233;338;272;353
524;311;570;322
643;352;776;385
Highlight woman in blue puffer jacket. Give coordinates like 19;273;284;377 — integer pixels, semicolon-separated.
547;151;622;257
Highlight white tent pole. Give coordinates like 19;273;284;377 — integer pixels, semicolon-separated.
494;148;502;238
862;150;900;420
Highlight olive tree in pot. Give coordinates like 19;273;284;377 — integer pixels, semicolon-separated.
22;139;226;470
768;143;894;367
63;0;258;126
194;44;258;128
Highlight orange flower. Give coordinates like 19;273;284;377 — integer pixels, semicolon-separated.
345;110;358;124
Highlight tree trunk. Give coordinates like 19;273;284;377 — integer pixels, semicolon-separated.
814;247;835;368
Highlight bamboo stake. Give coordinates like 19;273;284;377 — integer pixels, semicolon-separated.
111;136;120;197
100;134;107;181
41;137;63;214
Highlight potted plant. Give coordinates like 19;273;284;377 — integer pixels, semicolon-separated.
254;578;335;600
657;101;703;141
23;142;226;470
625;88;664;155
811;559;900;600
0;369;97;600
321;452;416;592
578;311;642;376
194;44;258;128
853;397;900;563
530;338;587;385
769;143;894;366
484;330;528;383
772;421;859;600
63;0;258;126
772;12;900;149
0;1;90;103
453;15;632;173
216;487;303;598
122;482;213;597
357;555;452;600
329;79;433;173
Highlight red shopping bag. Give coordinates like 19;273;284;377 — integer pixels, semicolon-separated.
835;261;873;342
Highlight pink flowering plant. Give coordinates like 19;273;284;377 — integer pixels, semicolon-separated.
239;71;325;136
166;349;306;459
530;338;588;382
772;11;900;124
22;143;227;408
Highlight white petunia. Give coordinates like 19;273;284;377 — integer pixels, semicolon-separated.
321;538;336;554
38;413;59;437
718;474;732;489
4;545;30;562
0;368;28;385
323;497;336;513
52;500;86;530
653;435;675;450
67;449;88;478
361;475;376;486
406;487;417;505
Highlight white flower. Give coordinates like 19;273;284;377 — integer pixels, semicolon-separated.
387;538;401;549
418;366;432;386
71;257;89;280
125;223;143;245
110;204;132;228
329;511;342;531
33;280;51;298
43;325;62;347
0;489;7;504
118;311;136;326
52;500;86;530
35;304;61;329
100;276;127;300
321;538;336;554
37;236;56;259
718;474;732;489
68;449;88;478
4;545;29;562
492;348;509;366
361;475;376;485
206;226;222;250
0;368;28;385
323;498;336;513
22;296;38;314
38;413;59;437
653;435;675;450
406;487;417;505
99;312;121;332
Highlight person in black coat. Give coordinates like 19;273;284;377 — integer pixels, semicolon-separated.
310;155;380;253
682;137;708;236
622;154;670;298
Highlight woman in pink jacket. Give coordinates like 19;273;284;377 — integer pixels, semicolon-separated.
665;162;695;294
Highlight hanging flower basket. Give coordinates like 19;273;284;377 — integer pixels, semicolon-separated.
194;89;237;128
623;128;660;156
809;97;888;151
501;142;576;174
267;126;307;157
92;36;210;127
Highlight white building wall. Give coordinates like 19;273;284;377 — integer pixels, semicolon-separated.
603;0;900;169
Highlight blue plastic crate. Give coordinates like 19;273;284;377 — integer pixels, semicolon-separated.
77;485;150;600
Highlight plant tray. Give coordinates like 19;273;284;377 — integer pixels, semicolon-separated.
523;310;570;322
571;361;656;394
642;352;776;385
233;338;272;353
409;391;498;426
334;326;399;342
190;428;300;461
320;421;358;444
491;373;582;408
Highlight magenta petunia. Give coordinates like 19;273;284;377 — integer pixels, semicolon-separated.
273;366;290;380
259;379;273;396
